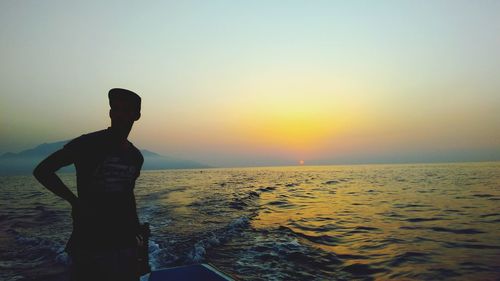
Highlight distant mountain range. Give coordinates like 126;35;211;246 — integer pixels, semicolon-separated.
0;140;210;175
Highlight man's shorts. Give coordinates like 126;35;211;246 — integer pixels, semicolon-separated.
69;247;139;281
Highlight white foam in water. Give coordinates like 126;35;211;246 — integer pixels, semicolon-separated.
189;241;207;262
187;232;221;262
187;216;250;263
15;233;69;265
138;239;162;281
148;240;162;270
55;247;71;266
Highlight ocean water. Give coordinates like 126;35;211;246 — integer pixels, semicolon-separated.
1;162;499;281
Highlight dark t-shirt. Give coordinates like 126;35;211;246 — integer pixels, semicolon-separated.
64;128;144;254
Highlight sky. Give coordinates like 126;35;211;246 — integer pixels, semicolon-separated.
1;0;499;167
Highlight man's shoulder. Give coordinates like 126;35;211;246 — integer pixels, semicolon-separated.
64;129;109;151
78;129;110;142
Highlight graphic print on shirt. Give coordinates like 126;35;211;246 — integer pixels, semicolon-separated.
92;156;137;193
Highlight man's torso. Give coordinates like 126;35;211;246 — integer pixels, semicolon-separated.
64;129;144;254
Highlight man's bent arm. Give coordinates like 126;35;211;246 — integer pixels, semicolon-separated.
33;149;78;206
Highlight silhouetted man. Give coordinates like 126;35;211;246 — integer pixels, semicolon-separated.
34;88;144;281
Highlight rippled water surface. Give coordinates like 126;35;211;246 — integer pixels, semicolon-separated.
1;162;500;280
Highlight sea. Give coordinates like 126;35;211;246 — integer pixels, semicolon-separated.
1;162;499;281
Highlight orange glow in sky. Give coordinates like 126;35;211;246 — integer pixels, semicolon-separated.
1;1;499;167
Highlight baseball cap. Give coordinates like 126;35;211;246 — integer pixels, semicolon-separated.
108;88;141;112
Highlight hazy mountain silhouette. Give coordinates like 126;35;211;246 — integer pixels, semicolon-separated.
0;141;210;175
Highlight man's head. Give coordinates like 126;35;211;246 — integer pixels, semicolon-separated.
108;88;141;136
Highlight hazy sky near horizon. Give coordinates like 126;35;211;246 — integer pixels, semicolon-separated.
1;1;499;167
